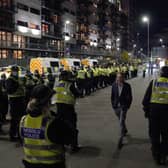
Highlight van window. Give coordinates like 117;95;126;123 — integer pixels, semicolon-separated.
74;61;80;66
50;61;59;67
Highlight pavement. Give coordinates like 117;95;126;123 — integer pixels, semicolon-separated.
0;74;163;168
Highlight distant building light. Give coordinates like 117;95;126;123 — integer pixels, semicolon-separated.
117;47;120;51
31;29;40;35
65;35;70;41
94;42;98;47
106;45;111;49
116;38;120;42
90;41;94;46
65;20;70;24
133;44;137;48
18;26;28;33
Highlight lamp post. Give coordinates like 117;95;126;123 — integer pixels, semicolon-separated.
142;16;150;60
64;20;71;57
159;38;163;46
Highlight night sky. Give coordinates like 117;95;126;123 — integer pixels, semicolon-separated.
136;0;168;47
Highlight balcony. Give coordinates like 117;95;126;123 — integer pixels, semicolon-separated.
0;40;63;52
70;48;111;56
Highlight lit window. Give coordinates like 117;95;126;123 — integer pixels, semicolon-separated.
13;50;23;59
0;50;8;59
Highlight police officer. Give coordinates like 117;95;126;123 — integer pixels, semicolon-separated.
143;66;168;165
6;66;25;141
25;71;35;105
77;67;86;97
46;69;55;89
20;85;74;168
0;74;8;134
55;71;81;152
33;69;44;86
142;64;147;78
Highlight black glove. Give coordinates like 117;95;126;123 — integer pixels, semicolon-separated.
143;107;150;118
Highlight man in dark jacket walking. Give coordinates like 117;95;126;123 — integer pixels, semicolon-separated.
111;73;132;139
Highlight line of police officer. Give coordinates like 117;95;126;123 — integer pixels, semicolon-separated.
0;66;55;141
75;64;138;97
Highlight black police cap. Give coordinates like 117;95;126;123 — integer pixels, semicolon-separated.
31;85;55;105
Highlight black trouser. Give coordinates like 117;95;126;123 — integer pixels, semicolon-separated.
23;160;66;168
56;103;78;148
149;111;168;158
9;97;25;138
77;79;85;96
86;78;91;95
143;71;146;78
0;95;8;130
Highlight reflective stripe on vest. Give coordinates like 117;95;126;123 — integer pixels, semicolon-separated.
55;81;75;105
20;115;64;164
150;77;168;104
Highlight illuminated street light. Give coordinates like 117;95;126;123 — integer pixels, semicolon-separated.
133;44;137;48
116;38;120;42
65;20;70;25
159;38;163;43
142;16;149;23
64;35;70;41
142;15;150;61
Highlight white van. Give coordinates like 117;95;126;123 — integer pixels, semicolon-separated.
81;59;98;67
30;57;60;76
60;58;81;70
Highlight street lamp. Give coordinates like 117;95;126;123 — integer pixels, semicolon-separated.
159;38;163;46
65;20;70;25
142;16;150;61
116;38;120;42
159;38;163;43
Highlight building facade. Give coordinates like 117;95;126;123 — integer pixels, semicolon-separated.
0;0;136;66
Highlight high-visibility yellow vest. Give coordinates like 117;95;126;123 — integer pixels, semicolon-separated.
150;77;168;104
55;80;75;105
77;70;85;79
92;68;97;77
86;70;91;78
122;66;127;72
130;66;134;71
20;114;64;165
8;76;25;98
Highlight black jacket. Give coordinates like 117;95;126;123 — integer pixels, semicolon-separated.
6;75;19;94
111;82;132;110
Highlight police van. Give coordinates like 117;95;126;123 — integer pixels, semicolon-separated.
60;58;81;70
81;59;98;67
30;57;60;77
